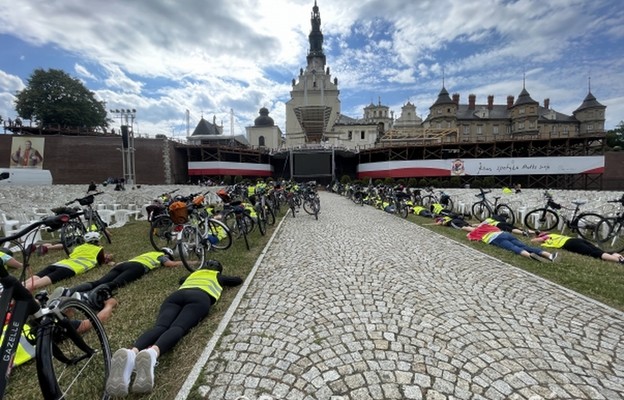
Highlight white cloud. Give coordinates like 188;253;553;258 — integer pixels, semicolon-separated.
0;0;621;134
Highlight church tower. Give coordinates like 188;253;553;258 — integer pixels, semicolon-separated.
285;1;341;145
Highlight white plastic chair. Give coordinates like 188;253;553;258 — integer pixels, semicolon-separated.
0;212;21;236
110;210;131;228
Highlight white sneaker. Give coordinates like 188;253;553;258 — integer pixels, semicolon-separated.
132;349;157;393
106;349;136;397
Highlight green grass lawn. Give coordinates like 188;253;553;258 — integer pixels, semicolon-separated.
6;214;280;400
4;200;623;399
406;213;624;311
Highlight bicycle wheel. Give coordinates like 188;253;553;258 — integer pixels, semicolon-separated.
264;205;276;226
494;204;516;226
36;298;111;400
149;215;175;251
255;205;267;236
524;208;559;231
204;218;233;250
420;195;435;210
471;202;491;222
595;218;624;253
574;212;604;241
61;220;87;256
303;199;316;216
177;226;206;272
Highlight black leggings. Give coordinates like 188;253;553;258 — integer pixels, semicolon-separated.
133;289;214;355
89;262;146;291
563;238;604;259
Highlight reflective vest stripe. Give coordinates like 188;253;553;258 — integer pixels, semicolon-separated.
130;252;162;270
1;324;36;366
541;234;570;248
179;270;222;300
54;243;101;274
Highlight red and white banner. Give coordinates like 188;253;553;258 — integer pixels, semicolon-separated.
357;156;604;179
188;161;273;177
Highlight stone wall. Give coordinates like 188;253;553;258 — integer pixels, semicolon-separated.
0;135;177;185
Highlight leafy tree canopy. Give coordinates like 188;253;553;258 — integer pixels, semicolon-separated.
14;68;108;130
606;120;624;149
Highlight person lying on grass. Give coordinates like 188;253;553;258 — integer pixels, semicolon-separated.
105;259;243;397
531;232;624;264
467;223;558;262
25;232;114;292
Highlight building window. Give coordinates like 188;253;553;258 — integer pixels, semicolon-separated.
493;125;499;134
348;131;352;140
258;136;265;147
563;126;569;134
588;124;593;131
519;107;525;114
437;123;442;129
463;126;469;134
519;122;525;129
447;108;451;113
477;125;483;134
361;131;365;140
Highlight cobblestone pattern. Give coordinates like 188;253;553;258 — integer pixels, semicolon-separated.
197;192;624;400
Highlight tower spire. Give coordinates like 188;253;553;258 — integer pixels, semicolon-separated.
307;1;326;70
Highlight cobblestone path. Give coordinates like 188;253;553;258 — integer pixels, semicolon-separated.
186;192;624;400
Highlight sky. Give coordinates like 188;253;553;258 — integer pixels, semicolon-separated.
0;0;623;141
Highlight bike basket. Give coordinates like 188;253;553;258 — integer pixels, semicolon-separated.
78;195;95;206
216;189;231;203
168;201;188;224
192;195;205;206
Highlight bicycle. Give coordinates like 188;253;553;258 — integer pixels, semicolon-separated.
471;188;516;225
57;192;111;255
301;184;321;220
593;195;624;253
523;192;603;240
420;187;454;213
222;201;253;250
0;215;111;399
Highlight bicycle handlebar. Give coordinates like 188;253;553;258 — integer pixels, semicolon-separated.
65;191;104;206
0;215;70;245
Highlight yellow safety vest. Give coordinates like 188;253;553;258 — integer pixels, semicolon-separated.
247;186;256;196
484;218;500;226
540;234;570;249
1;322;36;367
482;231;503;244
130;252;164;271
502;187;513;194
413;206;426;214
244;204;257;218
53;243;101;274
179;270;223;300
431;203;445;215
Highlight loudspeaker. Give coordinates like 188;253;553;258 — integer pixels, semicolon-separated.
121;125;129;149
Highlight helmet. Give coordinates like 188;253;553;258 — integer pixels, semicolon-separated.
162;247;175;260
84;232;102;243
202;260;223;273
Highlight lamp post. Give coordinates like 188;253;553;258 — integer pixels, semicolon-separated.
109;109;137;186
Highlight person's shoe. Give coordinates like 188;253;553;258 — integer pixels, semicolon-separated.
549;252;559;262
522;229;530;237
48;287;70;302
529;253;544;262
534;230;541;237
618;256;624;264
132;349;157;393
106;349;136;397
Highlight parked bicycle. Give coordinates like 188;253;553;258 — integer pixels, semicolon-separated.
594;195;624;253
55;192;111;255
523;191;603;240
420;187;454;213
471;188;516;225
301;183;321;220
0;215;111;399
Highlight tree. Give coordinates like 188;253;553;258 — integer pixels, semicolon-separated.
14;68;108;130
606;121;624;150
